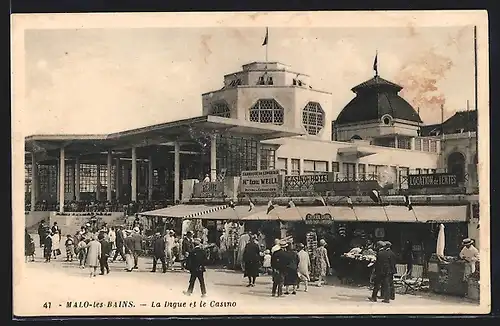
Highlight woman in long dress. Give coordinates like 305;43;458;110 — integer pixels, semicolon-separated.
314;239;330;287
243;236;261;287
85;234;102;277
283;244;299;295
25;228;35;262
237;231;251;270
297;243;311;292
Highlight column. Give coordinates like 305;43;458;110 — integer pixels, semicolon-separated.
148;155;153;201
115;157;121;201
56;162;60;200
30;152;37;212
174;142;181;203
256;141;262;171
96;163;101;201
354;163;359;181
75;157;80;201
59;147;65;213
394;135;399;149
210;135;217;181
131;147;137;202
286;158;292;175
299;158;304;175
107;150;112;201
410;137;416;150
395;165;401;189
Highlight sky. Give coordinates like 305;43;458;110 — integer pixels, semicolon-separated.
23;26;476;135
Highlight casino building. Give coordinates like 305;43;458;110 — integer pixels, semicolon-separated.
25;59;480;257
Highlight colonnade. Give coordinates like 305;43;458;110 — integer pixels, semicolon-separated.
29;136;219;213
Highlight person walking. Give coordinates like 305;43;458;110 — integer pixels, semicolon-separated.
385;241;397;301
77;236;87;268
164;230;176;270
86;234;102;277
108;227;116;258
243;235;261;287
283;243;299;295
402;240;414;278
43;231;53;262
296;243;311;292
151;232;167;273
314;239;330;287
123;230;135;272
38;220;47;248
181;231;194;270
98;233;112;275
64;234;75;262
271;240;288;297
25;228;35;262
183;238;207;298
131;227;143;269
369;241;392;303
112;225;126;262
50;229;61;259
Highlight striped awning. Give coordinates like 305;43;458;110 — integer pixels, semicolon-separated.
240;205;468;223
137;204;227;220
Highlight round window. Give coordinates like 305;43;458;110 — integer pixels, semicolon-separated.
381;114;393;125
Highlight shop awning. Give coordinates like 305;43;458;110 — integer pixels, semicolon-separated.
238;205;468;223
195;205;268;220
137;204;227;219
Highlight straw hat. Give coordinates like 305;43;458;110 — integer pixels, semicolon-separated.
462;238;473;245
133;227;140;233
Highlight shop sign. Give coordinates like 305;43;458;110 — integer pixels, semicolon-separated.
240;170;281;193
284;173;332;195
193;181;225;198
408;173;458;189
305;213;333;225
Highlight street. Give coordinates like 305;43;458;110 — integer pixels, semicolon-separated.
14;245;480;317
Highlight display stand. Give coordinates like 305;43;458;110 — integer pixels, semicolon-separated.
428;254;468;297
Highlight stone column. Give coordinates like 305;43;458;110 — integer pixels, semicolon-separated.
75;157;80;201
210;135;217;181
96;163;101;201
115;157;121;201
30;152;37;212
256;142;262;170
56;162;60;201
286;158;292;175
354;163;359;181
410;137;416;150
131;147;137;202
107;150;112;201
59;147;65;213
395;166;401;189
394;135;399;149
299;159;304;175
148;155;153;201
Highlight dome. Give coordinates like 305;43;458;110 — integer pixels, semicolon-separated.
336;76;423;125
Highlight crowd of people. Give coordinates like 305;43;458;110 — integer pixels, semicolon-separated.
26;199;169;214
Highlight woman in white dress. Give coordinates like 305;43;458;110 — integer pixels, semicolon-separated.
296;243;311;292
50;231;61;259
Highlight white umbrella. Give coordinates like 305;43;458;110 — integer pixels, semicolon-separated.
436;223;445;257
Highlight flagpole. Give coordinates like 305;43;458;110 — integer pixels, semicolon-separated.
411;209;419;222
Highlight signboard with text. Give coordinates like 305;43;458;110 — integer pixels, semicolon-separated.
408;173;458;189
284;173;332;196
305;213;334;225
240;170;281;194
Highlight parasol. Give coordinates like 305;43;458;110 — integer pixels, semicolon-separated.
436;223;445;257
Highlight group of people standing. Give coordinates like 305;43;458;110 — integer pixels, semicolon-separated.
35;220;62;262
369;241;397;303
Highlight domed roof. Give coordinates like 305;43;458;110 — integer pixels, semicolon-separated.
336;76;423;125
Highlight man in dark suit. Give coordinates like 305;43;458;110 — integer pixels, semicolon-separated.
369;241;392;303
98;233;112;275
112;226;126;262
151;232;167;273
183;238;207;297
385;241;397;301
271;241;289;297
181;231;194;269
131;227;143;269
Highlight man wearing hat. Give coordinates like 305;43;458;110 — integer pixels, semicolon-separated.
131;227;143;269
383;241;397;301
369;241;392;303
183;238;207;297
151;232;167;273
112;225;126;262
271;240;288;297
123;230;135;272
459;238;479;280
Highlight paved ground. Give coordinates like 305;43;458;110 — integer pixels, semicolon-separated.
14;245;481;317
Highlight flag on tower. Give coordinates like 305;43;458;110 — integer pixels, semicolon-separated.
262;27;269;46
373;52;378;76
266;199;275;214
346;196;354;210
404;195;413;211
228;200;235;209
369;189;382;204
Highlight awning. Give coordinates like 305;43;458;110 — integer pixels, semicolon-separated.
196;205;268;220
239;205;468;223
137;204;227;219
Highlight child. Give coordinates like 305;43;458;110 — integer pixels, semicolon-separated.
263;249;272;275
65;235;75;262
76;237;88;268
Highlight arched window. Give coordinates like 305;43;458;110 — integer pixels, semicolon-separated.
447;152;466;183
351;135;362;140
249;99;284;125
302;102;325;135
210;101;231;118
